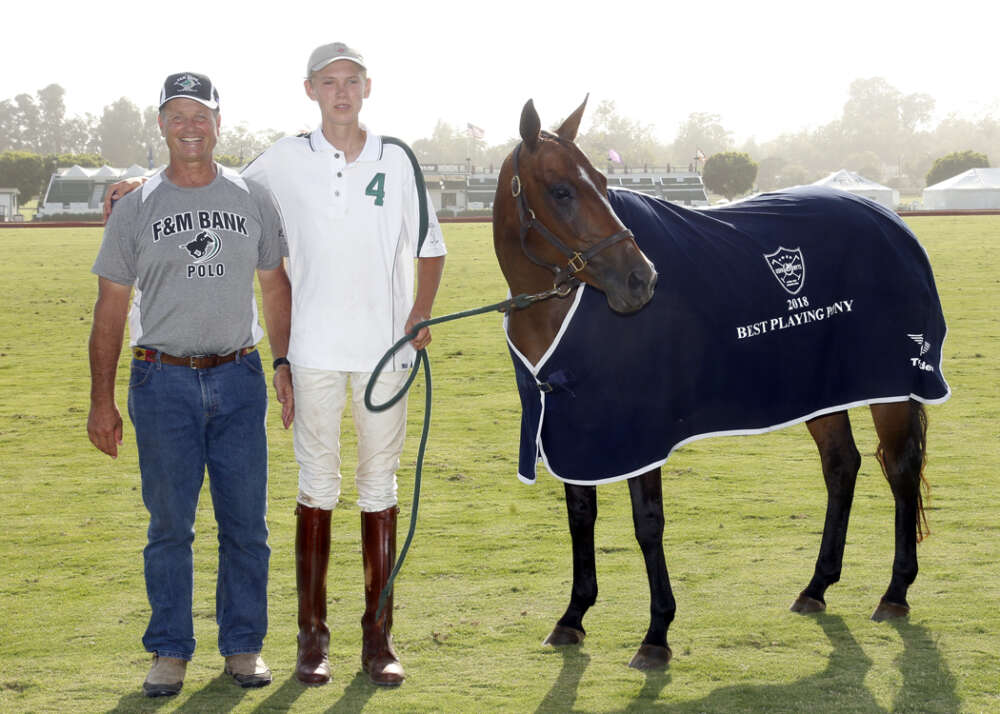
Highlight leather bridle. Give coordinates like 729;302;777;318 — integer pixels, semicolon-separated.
511;141;634;293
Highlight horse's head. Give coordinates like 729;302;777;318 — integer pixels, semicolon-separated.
493;97;656;314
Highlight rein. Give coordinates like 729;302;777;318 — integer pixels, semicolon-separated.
364;286;570;620
365;139;630;619
511;141;634;290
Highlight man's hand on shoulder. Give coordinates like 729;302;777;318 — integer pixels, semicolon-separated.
103;177;148;220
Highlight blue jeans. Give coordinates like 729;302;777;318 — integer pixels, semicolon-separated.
128;350;270;660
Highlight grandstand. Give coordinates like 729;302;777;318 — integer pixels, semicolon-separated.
32;163;709;221
426;166;708;216
611;175;659;195
465;175;499;210
657;174;711;205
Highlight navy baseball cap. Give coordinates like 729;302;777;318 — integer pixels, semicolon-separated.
306;42;366;76
159;72;219;110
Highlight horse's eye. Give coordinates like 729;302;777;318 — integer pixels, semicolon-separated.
549;185;573;202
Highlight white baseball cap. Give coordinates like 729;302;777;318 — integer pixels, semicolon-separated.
306;42;366;76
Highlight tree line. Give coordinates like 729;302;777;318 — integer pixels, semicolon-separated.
414;77;994;196
1;77;995;204
0;84;282;202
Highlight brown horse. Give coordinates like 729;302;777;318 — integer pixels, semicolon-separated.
493;98;934;670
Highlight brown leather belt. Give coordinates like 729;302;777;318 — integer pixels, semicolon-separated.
132;346;256;369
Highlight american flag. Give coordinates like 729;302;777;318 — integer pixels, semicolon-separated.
466;123;485;140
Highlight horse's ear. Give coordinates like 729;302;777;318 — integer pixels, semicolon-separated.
520;99;541;151
556;94;588;143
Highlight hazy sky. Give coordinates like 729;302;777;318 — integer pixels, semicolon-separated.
2;0;994;147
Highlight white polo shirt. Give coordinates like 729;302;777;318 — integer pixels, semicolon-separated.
244;129;446;371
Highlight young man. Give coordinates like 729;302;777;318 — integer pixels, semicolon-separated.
88;72;293;697
241;42;446;687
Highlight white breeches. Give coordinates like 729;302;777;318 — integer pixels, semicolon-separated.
291;365;409;512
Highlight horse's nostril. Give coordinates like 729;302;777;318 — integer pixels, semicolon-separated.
628;268;653;296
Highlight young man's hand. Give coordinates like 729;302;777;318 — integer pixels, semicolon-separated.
103;177;147;220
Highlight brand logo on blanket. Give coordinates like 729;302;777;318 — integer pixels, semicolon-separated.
907;333;935;372
764;247;805;295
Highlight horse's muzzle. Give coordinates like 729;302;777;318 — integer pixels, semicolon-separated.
604;257;657;314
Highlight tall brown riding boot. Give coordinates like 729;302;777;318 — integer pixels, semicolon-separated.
361;506;405;686
295;504;331;686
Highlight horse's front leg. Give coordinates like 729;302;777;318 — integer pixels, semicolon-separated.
542;483;597;647
627;468;674;670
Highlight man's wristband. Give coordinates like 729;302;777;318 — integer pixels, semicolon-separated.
273;357;290;370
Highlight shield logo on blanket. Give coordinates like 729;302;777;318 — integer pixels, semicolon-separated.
764;246;806;295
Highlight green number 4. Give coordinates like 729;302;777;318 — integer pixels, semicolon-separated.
365;173;386;206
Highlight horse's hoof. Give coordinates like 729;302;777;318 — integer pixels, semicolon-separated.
542;625;585;647
871;598;909;622
628;644;672;671
790;594;826;614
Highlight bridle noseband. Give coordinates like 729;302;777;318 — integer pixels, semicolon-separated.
511;141;634;293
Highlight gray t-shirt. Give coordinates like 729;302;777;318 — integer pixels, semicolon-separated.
93;165;286;356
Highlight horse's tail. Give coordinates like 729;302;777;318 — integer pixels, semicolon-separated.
876;400;930;542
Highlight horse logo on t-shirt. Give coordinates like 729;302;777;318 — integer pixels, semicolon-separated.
181;230;222;263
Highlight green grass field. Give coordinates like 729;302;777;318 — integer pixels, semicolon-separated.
1;217;997;713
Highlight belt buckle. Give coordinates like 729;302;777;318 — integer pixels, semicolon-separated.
189;355;202;369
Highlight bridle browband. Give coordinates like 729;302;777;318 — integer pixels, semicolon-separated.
511;140;634;294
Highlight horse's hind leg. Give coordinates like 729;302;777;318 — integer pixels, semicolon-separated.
626;468;674;670
791;410;861;614
543;483;597;647
870;400;928;621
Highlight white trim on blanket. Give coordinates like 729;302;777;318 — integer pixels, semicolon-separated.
503;286;585;373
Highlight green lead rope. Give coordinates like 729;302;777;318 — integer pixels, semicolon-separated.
366;135;567;620
364;134;428;622
363;294;552;621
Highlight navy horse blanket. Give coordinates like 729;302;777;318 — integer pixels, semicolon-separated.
507;186;951;485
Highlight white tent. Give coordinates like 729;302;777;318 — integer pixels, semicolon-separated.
923;168;1000;210
121;164;151;179
36;164;158;218
61;165;90;178
813;169;898;209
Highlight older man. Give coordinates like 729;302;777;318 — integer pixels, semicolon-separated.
88;71;292;697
